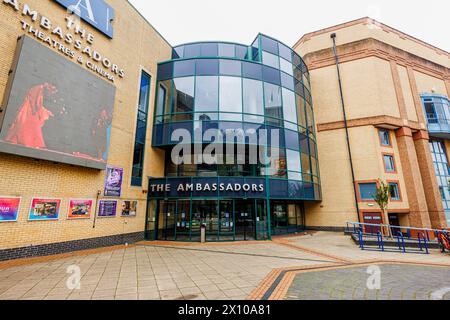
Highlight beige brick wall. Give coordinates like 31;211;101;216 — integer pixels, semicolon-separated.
0;0;172;250
298;19;448;228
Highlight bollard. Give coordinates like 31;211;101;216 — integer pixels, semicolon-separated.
201;224;206;243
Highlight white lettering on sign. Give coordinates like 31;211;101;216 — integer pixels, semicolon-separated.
2;0;125;82
150;183;265;193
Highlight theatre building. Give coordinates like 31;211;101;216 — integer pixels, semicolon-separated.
0;1;449;259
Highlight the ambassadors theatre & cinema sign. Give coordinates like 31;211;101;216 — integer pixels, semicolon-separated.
2;0;125;82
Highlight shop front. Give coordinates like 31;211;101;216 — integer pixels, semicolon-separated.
145;178;307;242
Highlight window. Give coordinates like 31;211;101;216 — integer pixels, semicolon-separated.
219;60;241;76
132;71;151;186
219;77;242;114
264;83;282;124
383;154;396;173
173;77;195;114
156;84;166;118
430;141;450;211
262;51;280;69
195;76;218;112
218;43;235;57
389;183;400;200
280;58;293;76
282;89;297;130
379;129;391;146
243;79;264;123
358;183;377;201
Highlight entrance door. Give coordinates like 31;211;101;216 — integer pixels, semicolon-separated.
191;200;219;241
159;200;176;240
362;212;382;234
388;213;401;236
235;200;256;241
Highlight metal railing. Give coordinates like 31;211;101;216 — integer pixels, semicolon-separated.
347;221;442;254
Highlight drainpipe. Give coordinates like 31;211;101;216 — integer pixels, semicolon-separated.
330;33;361;223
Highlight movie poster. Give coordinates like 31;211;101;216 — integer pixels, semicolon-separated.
0;197;21;222
104;166;124;197
98;200;117;218
68;199;93;220
28;198;61;221
121;200;138;217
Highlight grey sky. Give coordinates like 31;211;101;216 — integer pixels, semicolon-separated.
128;0;450;53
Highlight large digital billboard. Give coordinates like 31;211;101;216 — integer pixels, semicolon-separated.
0;36;116;169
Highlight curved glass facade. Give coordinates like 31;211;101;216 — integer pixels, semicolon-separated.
148;34;320;241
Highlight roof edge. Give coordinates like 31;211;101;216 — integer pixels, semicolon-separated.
293;17;449;58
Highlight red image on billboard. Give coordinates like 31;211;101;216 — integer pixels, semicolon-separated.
0;36;116;170
4;83;57;149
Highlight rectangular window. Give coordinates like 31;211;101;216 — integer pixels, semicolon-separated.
383;154;396;173
358;183;377;201
379;129;391;146
132;71;151;186
389;183;400;200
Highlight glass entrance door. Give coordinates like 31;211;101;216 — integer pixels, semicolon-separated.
158;200;176;240
191;200;219;241
235;200;256;241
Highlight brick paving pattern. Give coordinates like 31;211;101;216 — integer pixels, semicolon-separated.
1;232;450;300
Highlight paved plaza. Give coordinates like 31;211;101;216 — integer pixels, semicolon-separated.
0;232;449;300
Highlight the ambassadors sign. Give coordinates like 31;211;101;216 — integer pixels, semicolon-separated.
54;0;115;39
148;178;267;199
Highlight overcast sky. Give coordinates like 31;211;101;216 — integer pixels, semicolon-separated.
128;0;450;53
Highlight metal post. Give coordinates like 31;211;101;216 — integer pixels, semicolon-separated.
201;224;206;244
330;33;361;223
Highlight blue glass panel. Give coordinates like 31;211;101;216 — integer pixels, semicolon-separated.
235;45;248;59
184;44;201;58
169;121;193;144
242;62;263;80
173;60;195;77
218;122;243;139
295;80;305;98
219;59;241;76
218;43;235;57
285;130;300;151
262;66;281;85
269;179;288;198
201;43;218;56
265;125;285;148
279;44;292;62
303;183;314;199
153;123;164;145
261;36;279;55
299;134;309;154
157;62;173;81
288;180;303;198
196;59;219;76
173;46;183;59
281;72;294;91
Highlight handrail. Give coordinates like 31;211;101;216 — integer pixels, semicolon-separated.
377;232;384;252
396;231;406;253
418;233;429;254
346;221;442;235
358;230;364;250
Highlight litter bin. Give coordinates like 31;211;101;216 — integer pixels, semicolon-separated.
201;224;206;243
